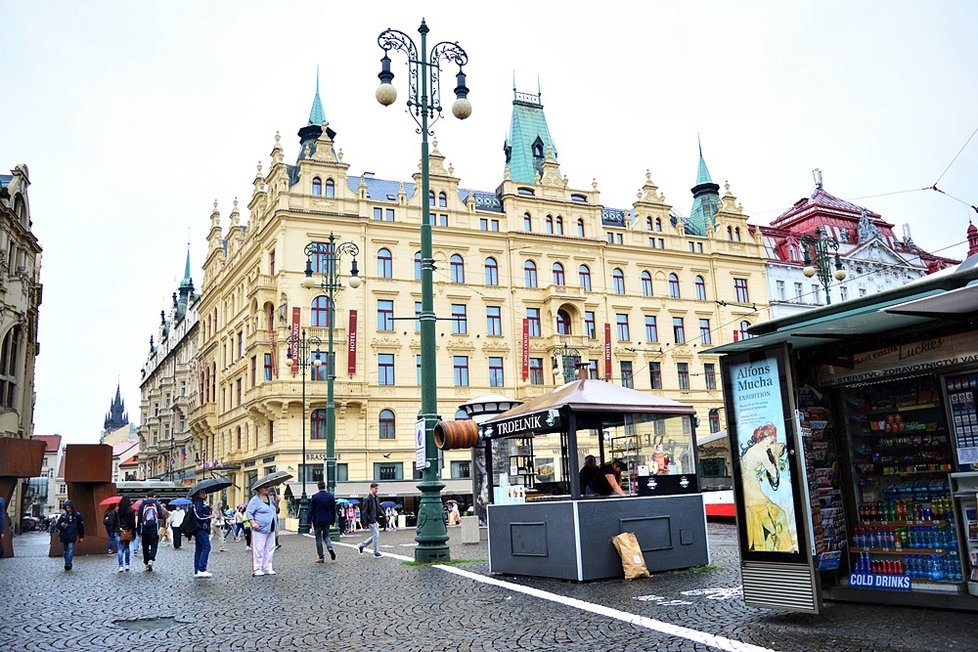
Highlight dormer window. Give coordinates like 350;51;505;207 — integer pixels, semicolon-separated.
324;178;335;198
429;191;436;206
570;194;587;203
655;217;662;232
517;187;535;197
438;192;448;207
312;177;323;196
532;137;544;158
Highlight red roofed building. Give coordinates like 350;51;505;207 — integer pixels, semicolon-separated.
760;172;959;318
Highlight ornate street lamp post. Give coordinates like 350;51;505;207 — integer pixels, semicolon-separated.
552;344;582;383
375;20;471;562
301;234;360;506
285;328;323;535
801;227;847;305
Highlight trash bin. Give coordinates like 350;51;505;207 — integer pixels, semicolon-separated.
460;516;480;544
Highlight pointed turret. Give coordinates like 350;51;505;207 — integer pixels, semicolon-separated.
298;67;336;160
103;383;129;431
687;137;720;236
503;84;560;184
967;221;978;257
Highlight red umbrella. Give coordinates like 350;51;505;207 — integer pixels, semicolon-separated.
99;496;122;508
132;499;143;511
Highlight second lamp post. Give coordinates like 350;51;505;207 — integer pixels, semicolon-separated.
801;227;847;305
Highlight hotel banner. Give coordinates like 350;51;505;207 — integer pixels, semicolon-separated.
291;307;300;376
604;323;612;380
521;319;529;379
348;310;358;375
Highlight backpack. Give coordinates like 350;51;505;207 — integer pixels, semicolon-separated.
142;502;159;527
181;505;200;537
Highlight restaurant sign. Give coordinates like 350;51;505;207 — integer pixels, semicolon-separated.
482;409;562;439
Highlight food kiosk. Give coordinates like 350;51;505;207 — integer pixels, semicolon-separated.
455;378;709;581
707;254;978;612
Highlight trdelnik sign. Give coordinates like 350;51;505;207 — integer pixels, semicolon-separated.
819;331;978;386
481;409;562;439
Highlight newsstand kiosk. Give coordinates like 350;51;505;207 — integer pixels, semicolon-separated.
708;254;978;613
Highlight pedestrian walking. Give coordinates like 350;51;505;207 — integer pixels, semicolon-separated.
212;505;227;552
232;506;244;541
385;507;398;532
55;500;85;570
116;496;135;572
337;504;347;536
345;504;357;533
169;506;185;550
159;505;172;547
242;512;251;550
137;491;164;572
103;507;117;554
191;491;214;578
246;485;278;576
271;489;282;551
307;481;336;563
356;483;384;558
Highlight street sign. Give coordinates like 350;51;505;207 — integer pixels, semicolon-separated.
415;419;426;470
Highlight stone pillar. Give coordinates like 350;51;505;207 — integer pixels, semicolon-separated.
49;444;116;558
0;437;47;558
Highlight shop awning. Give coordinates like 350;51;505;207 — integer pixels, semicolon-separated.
883;280;978;318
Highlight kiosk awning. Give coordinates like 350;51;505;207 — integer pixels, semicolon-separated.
883;280;978;318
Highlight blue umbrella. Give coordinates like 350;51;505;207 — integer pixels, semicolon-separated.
380;501;399;509
336;498;350;505
349;499;360;505
169;498;192;507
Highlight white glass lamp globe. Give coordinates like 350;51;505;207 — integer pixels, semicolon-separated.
376;83;397;106
348;275;362;289
452;97;472;120
802;266;816;278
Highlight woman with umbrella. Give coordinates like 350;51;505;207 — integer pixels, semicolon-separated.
246;482;280;576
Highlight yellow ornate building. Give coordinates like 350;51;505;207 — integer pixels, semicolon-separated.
186;85;768;509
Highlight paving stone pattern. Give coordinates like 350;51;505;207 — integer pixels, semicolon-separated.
0;523;973;651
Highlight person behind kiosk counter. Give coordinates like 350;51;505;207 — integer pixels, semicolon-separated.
579;455;599;495
592;459;628;496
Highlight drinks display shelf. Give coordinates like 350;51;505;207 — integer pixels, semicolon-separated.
857;403;941;415
850;548;949;555
857;520;949;527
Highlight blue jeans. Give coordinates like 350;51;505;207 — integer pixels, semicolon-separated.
63;541;75;567
105;525;116;552
194;530;211;572
360;522;380;554
115;533;130;567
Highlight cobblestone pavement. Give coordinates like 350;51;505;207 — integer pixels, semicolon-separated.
0;523;972;651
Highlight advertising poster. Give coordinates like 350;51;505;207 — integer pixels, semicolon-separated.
729;353;799;555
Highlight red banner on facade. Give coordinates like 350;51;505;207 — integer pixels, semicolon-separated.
348;310;358;375
521;318;529;379
291;307;300;376
604;323;612;380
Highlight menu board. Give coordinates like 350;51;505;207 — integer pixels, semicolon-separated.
946;372;978;466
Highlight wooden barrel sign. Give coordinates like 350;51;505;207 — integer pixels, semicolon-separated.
434;419;480;450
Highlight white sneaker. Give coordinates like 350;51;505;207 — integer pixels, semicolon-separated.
264;569;276;575
197;571;213;578
124;565;130;572
118;567;125;573
252;569;265;577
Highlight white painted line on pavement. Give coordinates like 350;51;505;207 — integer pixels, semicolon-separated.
434;564;779;652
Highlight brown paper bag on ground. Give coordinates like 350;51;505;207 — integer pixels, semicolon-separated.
611;531;651;580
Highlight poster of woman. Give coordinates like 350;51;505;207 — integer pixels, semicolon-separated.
730;354;799;554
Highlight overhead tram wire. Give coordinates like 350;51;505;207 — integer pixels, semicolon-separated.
934;125;978;187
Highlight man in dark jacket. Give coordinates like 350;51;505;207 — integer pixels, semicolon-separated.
307;481;336;562
56;500;85;570
137;491;164;571
103;508;118;555
356;483;384;558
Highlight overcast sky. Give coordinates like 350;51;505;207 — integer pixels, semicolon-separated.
3;1;976;444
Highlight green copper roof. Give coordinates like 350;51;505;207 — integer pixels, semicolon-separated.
308;66;326;126
504;89;559;184
687;137;720;236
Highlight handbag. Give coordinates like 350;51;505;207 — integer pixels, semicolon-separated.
120;528;133;542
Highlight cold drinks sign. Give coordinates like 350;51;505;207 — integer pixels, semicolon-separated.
849;572;912;591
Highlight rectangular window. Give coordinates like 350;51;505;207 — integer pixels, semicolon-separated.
526;308;542;337
490;219;500;231
776;280;786;301
587;360;599;379
734;278;749;303
269;422;274;445
584;311;596;339
529;358;544;385
704;363;717;390
373;207;383;220
480;218;489;231
250;356;257;387
840;286;849;301
378;353;395;386
415;301;422;332
649;362;662;389
812;284;821;305
688;242;695;252
644;315;658;343
451;461;471;479
488;357;504;388
386;208;395;221
649;237;657;249
672;317;685;344
269;251;275;275
438;214;449;227
678;362;690;390
858;287;867;297
416;355;421;386
374;463;404;481
378;299;394;331
451;304;467;334
615;313;630;341
794;282;804;302
620;361;633;388
486;306;502;336
263;353;273;381
453;356;469;387
238;331;244;358
615;233;623;244
699;318;711;345
696;242;703;253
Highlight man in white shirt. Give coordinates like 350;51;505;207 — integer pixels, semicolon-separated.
169;506;186;549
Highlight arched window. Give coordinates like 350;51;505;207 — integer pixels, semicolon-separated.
735;227;742;242
545;215;554;234
695;276;707;301
655;217;662;232
414;251;422;281
646;217;653;231
552;262;565;286
379;409;396;439
641;271;653;297
524;260;538;288
523;212;532;231
438;192;447;207
377;248;393;279
556;309;571;335
738;320;752;340
612;268;625;295
578;265;592;291
0;326;20;409
311;409;327;439
484;257;499;286
450;254;465;283
312;177;322;196
324;178;335;198
727;226;733;240
429;191;436;206
555;216;564;235
668;273;681;298
311;296;331;327
577;218;585;237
